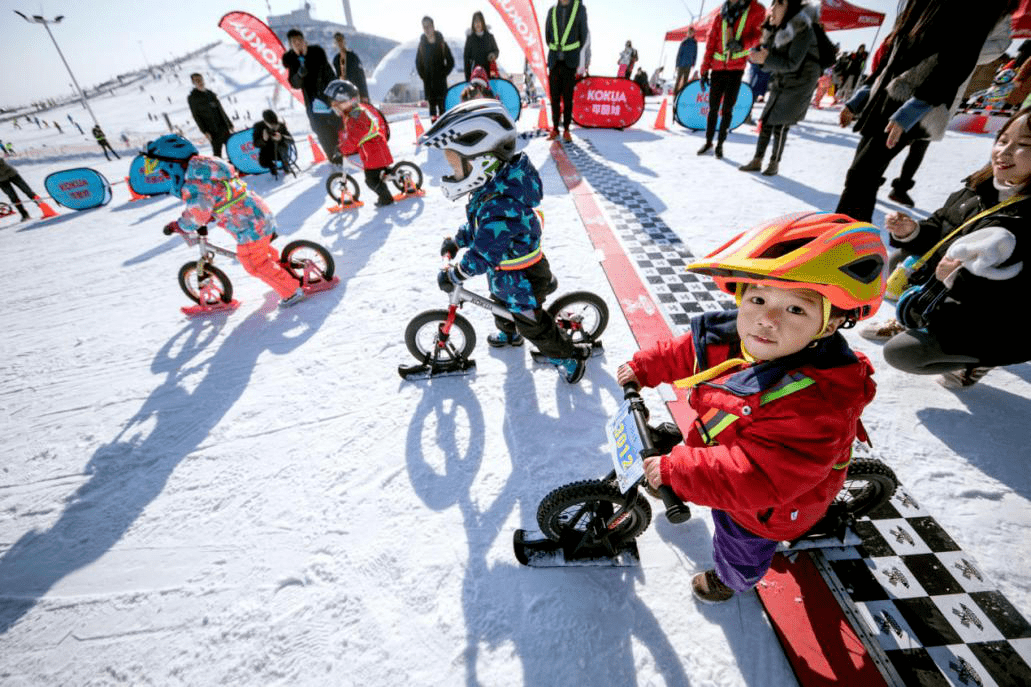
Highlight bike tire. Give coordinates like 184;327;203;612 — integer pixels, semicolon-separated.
536;479;652;545
281;240;336;283
404;309;476;363
390;161;424;193
178;262;233;305
837;457;898;520
325;172;361;203
547;291;610;344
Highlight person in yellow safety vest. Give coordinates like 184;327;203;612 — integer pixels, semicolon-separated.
697;0;766;159
544;0;590;143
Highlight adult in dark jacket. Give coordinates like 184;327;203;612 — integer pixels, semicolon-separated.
697;0;766;158
416;17;455;121
544;0;590;142
282;29;341;162
0;158;41;221
861;108;1031;389
464;12;499;82
739;0;822;177
92;124;121;161
331;32;369;103
252;110;294;179
674;28;698;94
835;1;1016;222
187;73;234;158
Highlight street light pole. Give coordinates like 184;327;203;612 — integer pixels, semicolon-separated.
14;11;100;127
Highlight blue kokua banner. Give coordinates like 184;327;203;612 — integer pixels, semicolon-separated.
44;168;112;210
444;79;522;121
674;79;754;132
226;129;267;175
128;154;173;196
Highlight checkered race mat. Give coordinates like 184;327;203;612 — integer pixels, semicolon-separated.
817;486;1031;687
561;140;735;333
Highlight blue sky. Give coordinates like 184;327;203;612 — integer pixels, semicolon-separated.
2;0;904;108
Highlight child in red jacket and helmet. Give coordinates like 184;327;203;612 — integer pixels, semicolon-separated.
617;212;886;602
325;79;395;207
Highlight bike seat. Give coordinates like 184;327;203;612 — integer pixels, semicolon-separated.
545;276;558;296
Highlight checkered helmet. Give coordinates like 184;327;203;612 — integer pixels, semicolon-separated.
418;100;517;200
419;99;516;160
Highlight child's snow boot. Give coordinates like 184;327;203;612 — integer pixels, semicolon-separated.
547;344;591;384
279;288;306;308
487;331;525;348
692;570;735;603
938;366;993;390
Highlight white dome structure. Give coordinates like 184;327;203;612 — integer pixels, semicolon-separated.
368;38;464;103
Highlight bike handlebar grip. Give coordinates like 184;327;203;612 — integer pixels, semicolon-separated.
659;485;692;523
196;226;208;236
162;224;174;235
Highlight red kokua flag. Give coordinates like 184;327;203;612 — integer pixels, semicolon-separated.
218;11;305;105
488;0;550;100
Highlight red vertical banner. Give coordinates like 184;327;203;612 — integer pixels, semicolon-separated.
489;0;550;100
218;12;305;105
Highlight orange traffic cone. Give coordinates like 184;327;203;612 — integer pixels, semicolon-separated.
34;196;59;219
413;112;425;143
309;135;328;164
654;96;669;130
537;102;550;131
125;177;146;202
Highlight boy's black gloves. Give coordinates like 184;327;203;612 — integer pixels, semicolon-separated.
437;267;463;293
440;237;459;259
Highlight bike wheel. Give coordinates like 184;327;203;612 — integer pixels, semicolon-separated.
547;291;609;344
390;161;423;193
836;457;898;520
326;172;360;203
281;240;335;283
178;262;233;305
404;309;476;363
537;479;651;544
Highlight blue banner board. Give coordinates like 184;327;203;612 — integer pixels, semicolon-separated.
44;168;112;210
128;153;173;196
444;79;522;121
674;79;754;132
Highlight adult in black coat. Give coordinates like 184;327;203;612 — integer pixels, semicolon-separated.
282;29;341;161
187;73;234;158
862;108;1031;389
252;110;294;179
544;0;590;140
835;1;1016;222
331;32;370;103
464;12;500;81
416;16;455;120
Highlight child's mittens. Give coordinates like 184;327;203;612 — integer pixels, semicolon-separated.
943;226;1021;286
162;220;180;236
440;237;459;259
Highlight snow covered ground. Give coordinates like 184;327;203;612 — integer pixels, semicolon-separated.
1;43;1028;686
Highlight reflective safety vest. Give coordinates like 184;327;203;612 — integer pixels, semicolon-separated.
355;104;383;147
214;179;248;215
548;0;582;52
690;371;852;470
712;7;751;63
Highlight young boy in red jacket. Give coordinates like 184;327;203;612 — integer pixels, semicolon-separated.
617;212;886;602
325;79;395;207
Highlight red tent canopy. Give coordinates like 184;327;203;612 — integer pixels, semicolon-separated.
1014;0;1031;39
664;0;885;42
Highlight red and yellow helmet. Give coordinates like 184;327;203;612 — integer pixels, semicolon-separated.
686;212;887;320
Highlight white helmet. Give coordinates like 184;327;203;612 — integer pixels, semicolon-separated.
418;99;517;201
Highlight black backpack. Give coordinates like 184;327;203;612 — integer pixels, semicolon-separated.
812;22;837;70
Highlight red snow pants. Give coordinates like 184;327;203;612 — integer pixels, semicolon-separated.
236;235;299;298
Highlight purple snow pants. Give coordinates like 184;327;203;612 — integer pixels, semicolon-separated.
711;509;779;592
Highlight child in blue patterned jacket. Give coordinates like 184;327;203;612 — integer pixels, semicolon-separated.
419;100;591;383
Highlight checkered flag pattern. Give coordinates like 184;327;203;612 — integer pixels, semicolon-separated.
817;487;1031;686
561;141;735;333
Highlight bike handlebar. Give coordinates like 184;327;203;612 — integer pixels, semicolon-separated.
621;384;692;524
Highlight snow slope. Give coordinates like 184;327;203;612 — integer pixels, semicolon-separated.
1;42;1028;686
